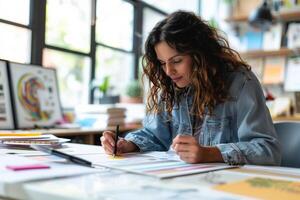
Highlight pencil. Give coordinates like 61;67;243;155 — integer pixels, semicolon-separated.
0;132;42;137
113;124;119;158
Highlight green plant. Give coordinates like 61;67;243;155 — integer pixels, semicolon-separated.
125;80;143;97
208;17;218;29
223;0;235;5
99;76;110;96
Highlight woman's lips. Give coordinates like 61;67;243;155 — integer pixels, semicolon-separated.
171;76;182;82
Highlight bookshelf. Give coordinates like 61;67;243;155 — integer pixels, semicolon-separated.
225;10;300;23
240;48;300;58
225;2;300;120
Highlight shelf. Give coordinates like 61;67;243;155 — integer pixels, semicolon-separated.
225;10;300;23
273;115;300;122
240;48;300;58
278;9;300;21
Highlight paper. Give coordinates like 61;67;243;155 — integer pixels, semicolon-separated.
80;151;234;179
0;154;105;199
0;134;70;147
0;155;101;183
241;165;300;178
214;177;300;200
25;171;246;200
0;143;104;157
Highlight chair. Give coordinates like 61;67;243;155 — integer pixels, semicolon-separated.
274;122;300;168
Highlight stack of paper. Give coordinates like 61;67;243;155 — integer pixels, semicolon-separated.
79;151;235;179
0;132;70;147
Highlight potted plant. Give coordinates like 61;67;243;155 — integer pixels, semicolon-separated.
121;80;143;104
95;76;119;104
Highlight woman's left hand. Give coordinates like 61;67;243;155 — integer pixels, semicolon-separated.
171;135;204;163
171;135;223;164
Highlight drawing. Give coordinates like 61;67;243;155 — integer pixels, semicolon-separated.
215;177;300;200
9;62;62;128
0;60;14;129
80;152;234;179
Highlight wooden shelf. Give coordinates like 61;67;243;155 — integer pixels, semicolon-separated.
273;115;300;122
225;15;248;23
225;10;300;23
240;48;300;58
278;9;300;21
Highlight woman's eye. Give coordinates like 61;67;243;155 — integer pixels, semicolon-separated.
160;63;166;68
173;60;181;64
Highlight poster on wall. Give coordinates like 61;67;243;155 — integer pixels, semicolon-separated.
0;60;14;129
8;62;62;129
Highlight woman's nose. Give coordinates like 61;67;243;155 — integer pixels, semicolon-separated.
165;63;175;76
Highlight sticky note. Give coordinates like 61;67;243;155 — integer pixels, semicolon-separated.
6;164;50;171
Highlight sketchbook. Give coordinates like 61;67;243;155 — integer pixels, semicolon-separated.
80;151;235;179
0;134;70;147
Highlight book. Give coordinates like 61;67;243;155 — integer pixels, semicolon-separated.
241;31;263;50
287;23;300;49
246;58;264;82
263;23;283;50
75;104;126;114
284;57;300;91
262;56;286;84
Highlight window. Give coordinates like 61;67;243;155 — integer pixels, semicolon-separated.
0;0;201;108
96;0;134;51
95;0;134;98
142;0;199;14
0;0;31;63
142;8;165;52
0;0;30;25
0;23;31;63
95;46;134;95
44;0;92;107
43;49;91;107
46;0;91;53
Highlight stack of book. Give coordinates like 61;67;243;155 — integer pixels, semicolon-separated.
0;132;70;147
75;105;127;128
103;107;126;127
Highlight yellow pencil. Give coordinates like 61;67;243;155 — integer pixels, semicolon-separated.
0;132;42;137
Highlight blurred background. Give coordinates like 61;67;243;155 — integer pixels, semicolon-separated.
1;0;300;124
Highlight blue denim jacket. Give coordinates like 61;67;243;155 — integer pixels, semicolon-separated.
125;70;281;165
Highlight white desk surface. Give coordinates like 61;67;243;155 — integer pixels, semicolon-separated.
1;143;300;200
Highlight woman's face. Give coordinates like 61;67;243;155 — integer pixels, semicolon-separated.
155;41;193;88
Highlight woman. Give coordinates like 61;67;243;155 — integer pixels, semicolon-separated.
100;11;281;165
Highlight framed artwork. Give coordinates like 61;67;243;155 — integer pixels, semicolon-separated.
8;62;63;129
0;60;15;129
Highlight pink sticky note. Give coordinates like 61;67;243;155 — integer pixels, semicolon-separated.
6;164;50;171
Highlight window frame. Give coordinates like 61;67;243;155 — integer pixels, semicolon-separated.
0;0;200;106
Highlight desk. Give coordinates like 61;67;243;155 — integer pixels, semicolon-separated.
1;143;299;200
26;123;141;145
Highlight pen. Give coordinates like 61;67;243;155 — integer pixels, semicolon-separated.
113;125;119;158
30;145;93;168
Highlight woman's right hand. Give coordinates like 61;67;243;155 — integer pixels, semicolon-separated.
100;131;139;155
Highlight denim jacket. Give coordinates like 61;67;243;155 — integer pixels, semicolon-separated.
125;70;281;165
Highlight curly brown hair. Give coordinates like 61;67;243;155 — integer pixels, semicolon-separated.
143;11;250;118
